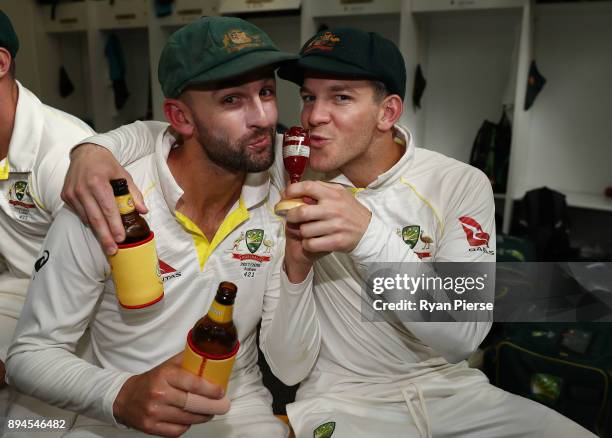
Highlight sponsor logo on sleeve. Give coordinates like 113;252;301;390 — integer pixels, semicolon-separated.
34;250;50;272
459;216;494;255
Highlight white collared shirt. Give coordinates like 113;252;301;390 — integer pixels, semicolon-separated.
7;124;285;424
264;125;497;403
0;81;93;329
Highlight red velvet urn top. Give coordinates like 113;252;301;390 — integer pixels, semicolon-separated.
282;126;310;184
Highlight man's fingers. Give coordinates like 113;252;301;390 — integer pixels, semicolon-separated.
299;219;338;239
284;180;335;201
286;203;328;225
302;235;338;254
156;405;214;425
183;393;231;416
78;194;117;255
126;176;148;214
285;222;302;239
90;180;125;243
166;364;224;400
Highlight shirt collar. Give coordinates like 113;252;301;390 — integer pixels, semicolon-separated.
153;128;271;212
6;81;44;173
325;124;415;190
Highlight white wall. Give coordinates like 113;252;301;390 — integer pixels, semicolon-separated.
418;10;521;162
521;5;612;199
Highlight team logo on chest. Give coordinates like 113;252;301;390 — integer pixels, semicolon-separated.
245;229;263;253
397;224;434;259
230;229;275;278
8;180;36;220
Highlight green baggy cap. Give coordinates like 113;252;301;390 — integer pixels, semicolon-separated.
278;27;406;100
159;16;298;98
0;10;19;58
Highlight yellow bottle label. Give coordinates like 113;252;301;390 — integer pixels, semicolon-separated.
208;301;233;324
108;233;163;308
182;339;238;392
115;194;135;215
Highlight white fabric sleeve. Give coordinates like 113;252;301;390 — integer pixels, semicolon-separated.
350;169;496;364
75;120;167;166
260;261;319;386
5;208;134;425
407;170;496;363
30;152;70;217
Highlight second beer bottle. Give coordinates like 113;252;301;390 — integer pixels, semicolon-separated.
182;282;240;391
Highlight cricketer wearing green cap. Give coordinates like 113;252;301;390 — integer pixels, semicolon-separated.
6;16;296;438
268;27;594;438
0;8;101;438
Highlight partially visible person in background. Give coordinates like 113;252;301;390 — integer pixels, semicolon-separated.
0;10;107;432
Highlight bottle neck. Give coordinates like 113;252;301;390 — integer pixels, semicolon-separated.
207;299;234;324
115;193;136;215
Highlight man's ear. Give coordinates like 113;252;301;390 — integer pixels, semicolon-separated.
0;48;12;80
377;95;403;131
163;98;195;138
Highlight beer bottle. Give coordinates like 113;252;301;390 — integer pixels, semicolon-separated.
110;178;150;244
183;282;240;390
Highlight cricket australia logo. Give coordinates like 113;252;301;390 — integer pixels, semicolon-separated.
8;181;35;208
401;225;420;249
8;180;36;220
313;421;335;438
303;32;340;54
230;229;275;277
223;29;263;52
397;224;434;259
246;229;264;254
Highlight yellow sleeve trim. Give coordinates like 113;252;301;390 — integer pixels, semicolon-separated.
175;197;250;271
399;177;444;235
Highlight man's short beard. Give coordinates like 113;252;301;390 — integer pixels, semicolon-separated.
195;118;275;173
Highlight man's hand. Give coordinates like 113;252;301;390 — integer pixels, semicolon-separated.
113;352;230;438
61;144;147;256
0;359;6;388
283;181;372;282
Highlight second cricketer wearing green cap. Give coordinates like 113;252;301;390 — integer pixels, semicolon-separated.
269;27;595;438
6;16;297;438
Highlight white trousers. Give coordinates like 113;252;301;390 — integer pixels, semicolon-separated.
288;367;597;438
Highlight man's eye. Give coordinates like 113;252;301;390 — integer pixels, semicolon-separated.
335;95;351;102
301;95;315;103
223;96;238;104
261;87;275;97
